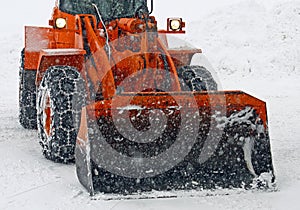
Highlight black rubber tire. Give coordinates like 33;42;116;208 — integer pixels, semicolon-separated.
37;66;86;163
177;65;218;91
19;49;38;129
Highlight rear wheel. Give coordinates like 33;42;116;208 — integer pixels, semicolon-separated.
19;49;37;129
177;65;217;91
37;66;86;162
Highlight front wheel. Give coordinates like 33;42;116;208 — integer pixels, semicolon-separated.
177;65;218;91
19;49;37;129
37;66;86;162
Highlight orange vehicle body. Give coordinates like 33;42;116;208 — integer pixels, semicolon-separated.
24;8;269;120
24;8;198;93
21;2;275;195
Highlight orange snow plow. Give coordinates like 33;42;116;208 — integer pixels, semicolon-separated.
19;0;275;195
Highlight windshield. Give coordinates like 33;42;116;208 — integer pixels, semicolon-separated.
59;0;148;22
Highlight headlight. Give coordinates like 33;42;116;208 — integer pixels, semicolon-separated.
55;18;67;29
169;19;181;31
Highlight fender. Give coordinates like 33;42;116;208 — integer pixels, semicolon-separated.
36;48;86;86
24;26;51;71
158;33;202;68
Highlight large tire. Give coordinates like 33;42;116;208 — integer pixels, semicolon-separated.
177;65;218;91
37;66;86;162
19;49;37;129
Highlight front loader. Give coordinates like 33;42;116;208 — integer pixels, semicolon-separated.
19;0;275;195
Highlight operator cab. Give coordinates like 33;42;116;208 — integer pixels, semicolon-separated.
59;0;149;22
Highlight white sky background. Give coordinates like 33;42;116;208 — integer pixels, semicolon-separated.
0;0;289;35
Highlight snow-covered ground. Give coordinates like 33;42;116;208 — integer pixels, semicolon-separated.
0;0;300;209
